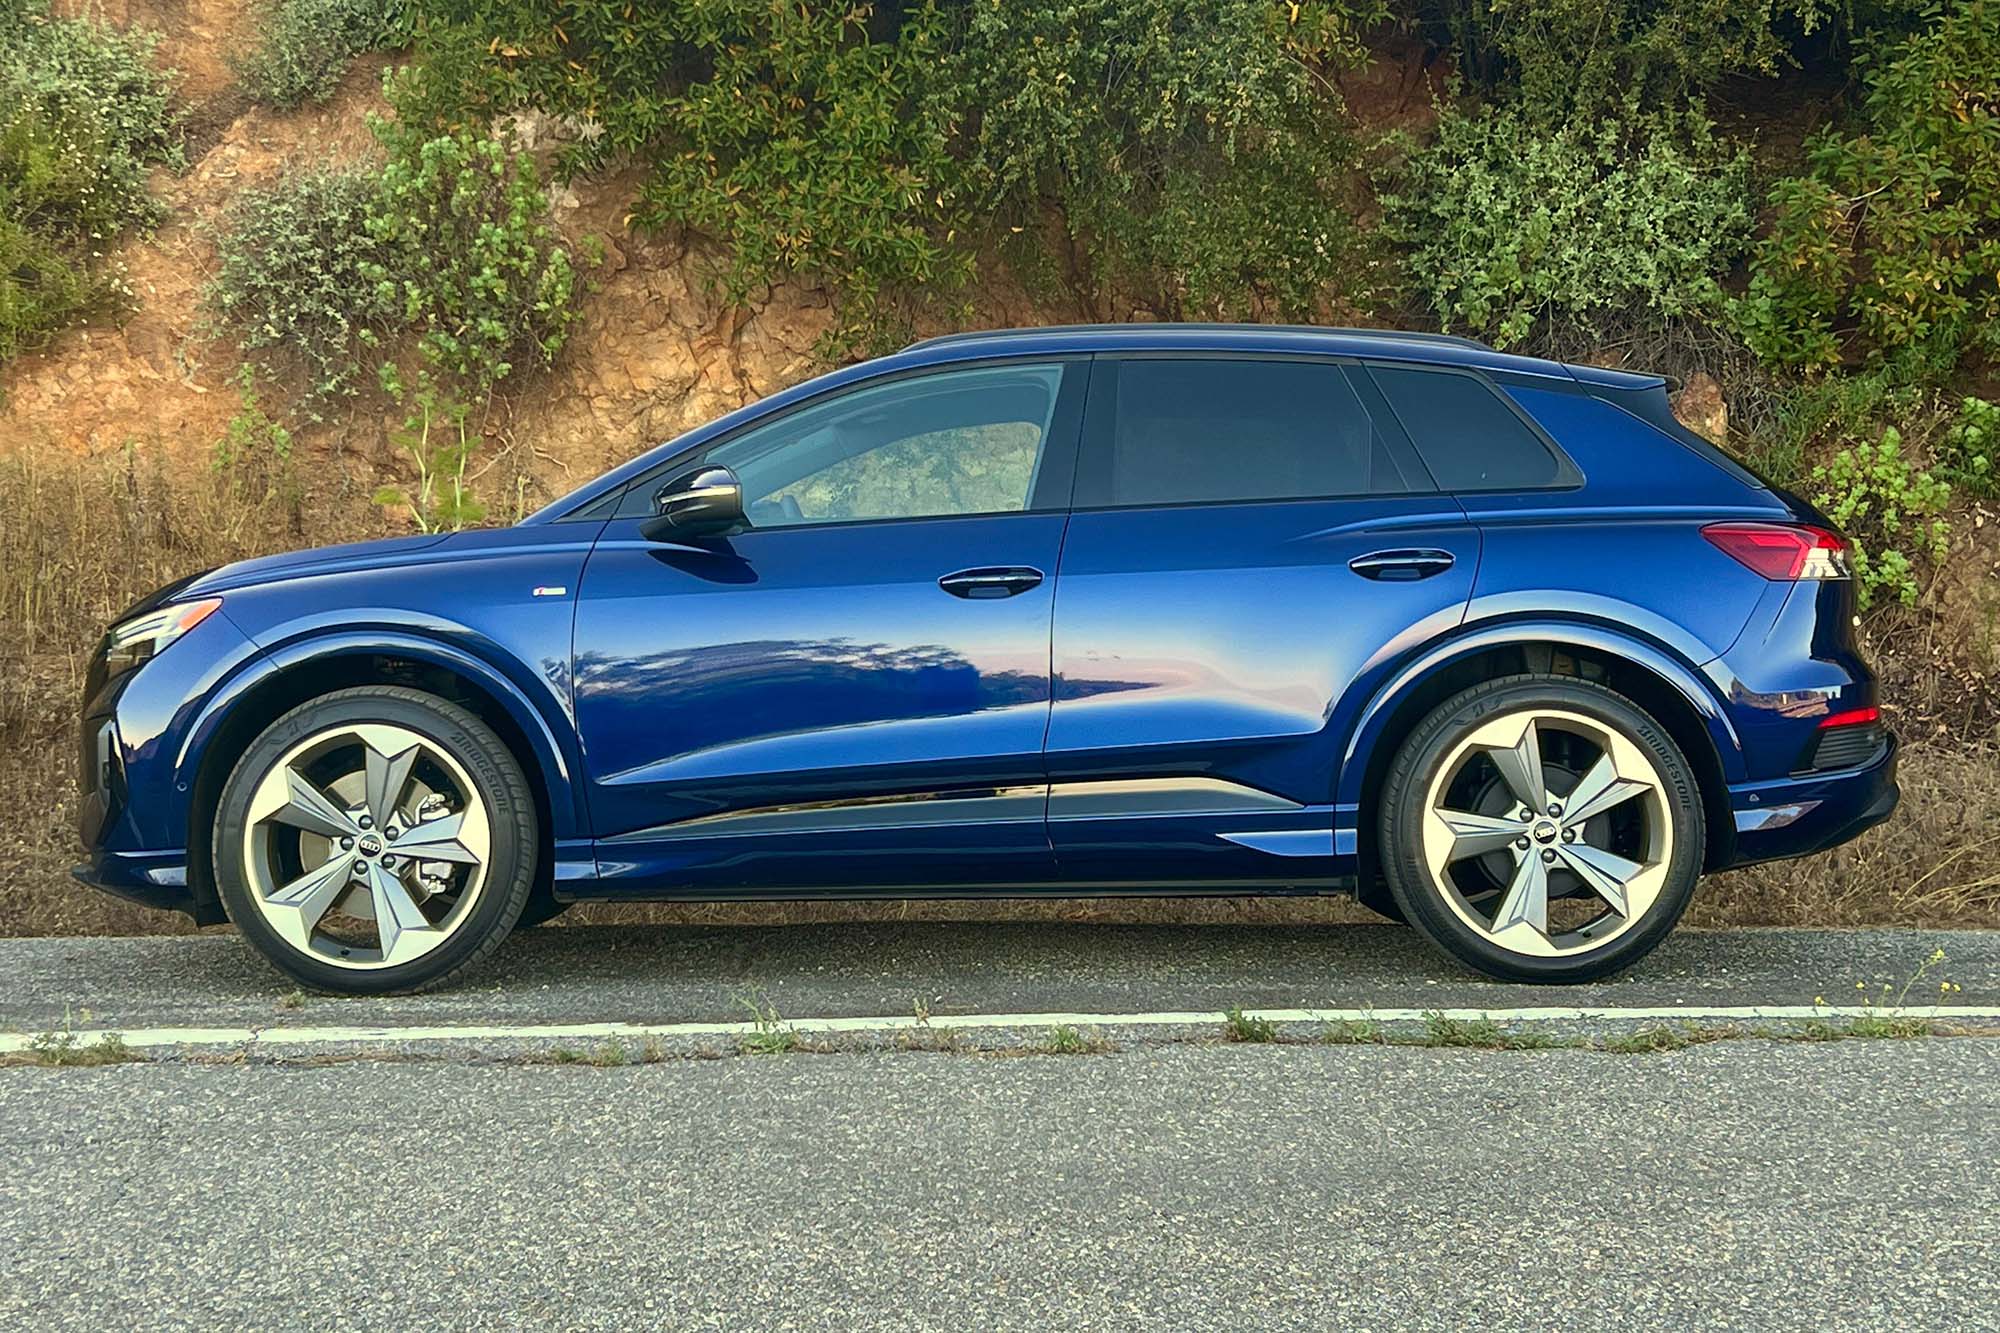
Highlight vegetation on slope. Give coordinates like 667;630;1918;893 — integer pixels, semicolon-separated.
1;0;1997;934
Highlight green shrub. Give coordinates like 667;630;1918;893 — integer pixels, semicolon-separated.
1736;0;2000;375
0;2;181;178
1381;100;1751;349
1811;429;1951;609
0;192;90;361
407;0;964;351
209;78;580;418
403;0;1382;342
0;1;179;360
362;85;583;529
238;0;408;107
1420;0;1915;118
364;99;580;403
1936;397;1998;498
949;0;1382;321
208;168;391;415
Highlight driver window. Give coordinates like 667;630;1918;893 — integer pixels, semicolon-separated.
705;363;1066;528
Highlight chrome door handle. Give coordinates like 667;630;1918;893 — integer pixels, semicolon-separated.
938;566;1045;599
1348;549;1457;581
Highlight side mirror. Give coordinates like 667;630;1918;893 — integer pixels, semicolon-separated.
640;466;744;541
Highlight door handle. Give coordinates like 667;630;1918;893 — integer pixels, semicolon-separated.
1348;549;1457;581
939;566;1045;599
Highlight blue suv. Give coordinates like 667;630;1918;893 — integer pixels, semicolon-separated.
76;325;1898;992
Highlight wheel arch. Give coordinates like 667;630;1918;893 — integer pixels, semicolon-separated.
181;633;581;925
1343;622;1741;889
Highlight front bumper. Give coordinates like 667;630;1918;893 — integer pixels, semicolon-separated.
71;850;208;919
1722;732;1900;867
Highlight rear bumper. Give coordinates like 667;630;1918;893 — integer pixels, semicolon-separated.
1721;732;1899;868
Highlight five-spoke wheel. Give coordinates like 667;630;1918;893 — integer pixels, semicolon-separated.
213;688;539;993
1380;675;1703;982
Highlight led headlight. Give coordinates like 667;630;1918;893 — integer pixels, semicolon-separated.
101;598;222;680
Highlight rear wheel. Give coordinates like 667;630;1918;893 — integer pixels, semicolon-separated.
212;687;538;994
1379;674;1704;982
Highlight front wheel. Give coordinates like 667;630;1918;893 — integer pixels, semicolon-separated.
1378;674;1705;983
212;687;539;994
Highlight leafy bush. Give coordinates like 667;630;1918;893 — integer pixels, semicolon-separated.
364;103;580;403
1736;0;2000;374
208;80;580;412
363;86;584;529
1811;429;1951;608
238;0;408;107
403;0;1383;341
0;1;179;359
208;168;390;415
949;0;1382;321
1421;0;1909;118
0;202;89;361
1381;101;1751;349
1936;397;1998;498
407;0;964;350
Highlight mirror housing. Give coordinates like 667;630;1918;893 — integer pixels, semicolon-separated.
640;466;744;541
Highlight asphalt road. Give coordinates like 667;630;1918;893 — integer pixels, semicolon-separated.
6;1038;1997;1331
4;923;1998;1034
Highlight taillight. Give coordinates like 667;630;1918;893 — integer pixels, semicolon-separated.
1818;705;1880;729
1701;523;1850;580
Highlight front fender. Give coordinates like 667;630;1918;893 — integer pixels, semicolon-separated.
175;626;588;841
1335;616;1746;810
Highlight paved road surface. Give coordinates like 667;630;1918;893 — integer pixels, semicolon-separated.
5;1039;1996;1331
4;924;1996;1034
8;925;1998;1329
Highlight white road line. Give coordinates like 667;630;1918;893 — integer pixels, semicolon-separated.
6;1004;2000;1053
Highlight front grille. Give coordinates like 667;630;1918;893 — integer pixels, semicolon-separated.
1798;723;1887;774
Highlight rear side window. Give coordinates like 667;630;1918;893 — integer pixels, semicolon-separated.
1078;358;1415;508
1368;364;1567;491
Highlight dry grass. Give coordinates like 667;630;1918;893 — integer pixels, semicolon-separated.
1;439;1997;938
0;437;383;936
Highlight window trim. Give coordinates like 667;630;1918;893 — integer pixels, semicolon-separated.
1071;352;1440;514
1358;360;1584;495
602;356;1091;529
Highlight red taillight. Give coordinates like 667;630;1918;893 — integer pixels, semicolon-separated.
1818;705;1880;729
1702;523;1851;580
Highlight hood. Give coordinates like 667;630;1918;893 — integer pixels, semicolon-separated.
181;533;453;598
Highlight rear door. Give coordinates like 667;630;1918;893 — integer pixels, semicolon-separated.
1044;355;1479;883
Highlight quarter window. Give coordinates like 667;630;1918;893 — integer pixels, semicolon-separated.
1079;358;1410;508
1368;364;1564;491
697;363;1068;528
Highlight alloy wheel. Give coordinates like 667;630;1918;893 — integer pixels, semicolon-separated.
240;722;492;969
1420;707;1672;958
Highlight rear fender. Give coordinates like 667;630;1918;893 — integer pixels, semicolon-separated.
1338;619;1746;812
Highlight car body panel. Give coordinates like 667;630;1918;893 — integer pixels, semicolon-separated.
571;512;1069;893
1045;494;1479;882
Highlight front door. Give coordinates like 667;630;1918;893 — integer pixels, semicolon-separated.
573;359;1087;894
1044;355;1480;883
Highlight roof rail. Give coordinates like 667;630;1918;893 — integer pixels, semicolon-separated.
902;322;1494;354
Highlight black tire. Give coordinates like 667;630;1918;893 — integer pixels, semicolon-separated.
1378;673;1705;983
212;686;539;994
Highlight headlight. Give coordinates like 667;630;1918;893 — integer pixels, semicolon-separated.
101;598;223;679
